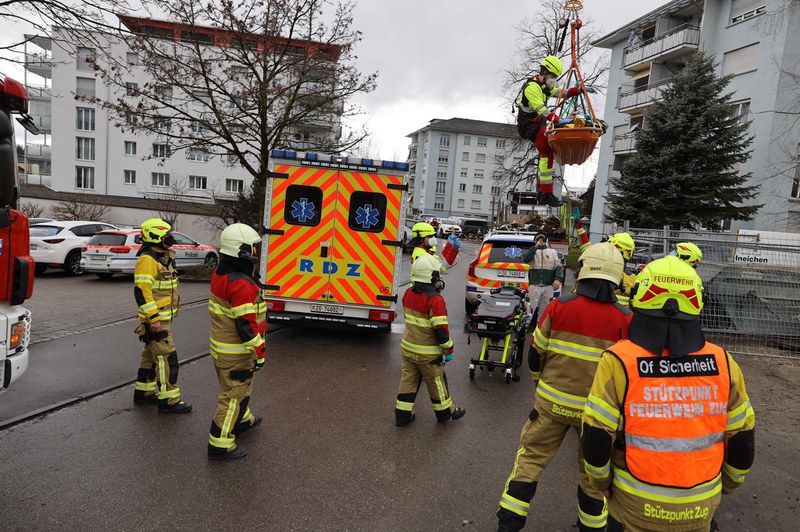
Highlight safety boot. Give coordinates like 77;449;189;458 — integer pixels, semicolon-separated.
451;407;466;420
133;391;160;405
233;415;262;436
396;413;416;427
208;446;248;461
540;193;561;207
159;400;192;414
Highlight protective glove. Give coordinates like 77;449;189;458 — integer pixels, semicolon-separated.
447;232;462;250
585;86;598;94
546;112;560;124
254;357;266;372
444;353;453;362
566;86;581;98
575;219;584;231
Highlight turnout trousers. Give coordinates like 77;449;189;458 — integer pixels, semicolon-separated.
498;409;607;531
395;348;456;423
134;321;182;406
208;352;258;455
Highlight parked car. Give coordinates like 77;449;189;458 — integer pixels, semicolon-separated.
80;230;219;278
437;218;463;238
29;217;54;225
461;218;490;238
401;219;416;253
30;221;118;275
464;231;566;314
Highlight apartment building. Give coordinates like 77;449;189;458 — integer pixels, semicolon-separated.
590;0;800;237
21;15;343;203
406;118;538;221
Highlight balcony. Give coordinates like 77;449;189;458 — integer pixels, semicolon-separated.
617;77;672;112
25;144;51;159
612;134;638;154
622;23;700;71
28;114;52;133
25;52;53;78
25;85;52;101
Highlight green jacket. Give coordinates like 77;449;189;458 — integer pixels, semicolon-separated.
523;244;564;286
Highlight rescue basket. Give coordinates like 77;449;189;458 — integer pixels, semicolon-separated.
546;126;602;166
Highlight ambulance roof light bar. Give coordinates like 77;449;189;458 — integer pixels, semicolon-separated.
271;149;408;171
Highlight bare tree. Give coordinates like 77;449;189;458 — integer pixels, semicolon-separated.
51;195;110;220
152;174;192;228
75;0;375;227
18;201;44;217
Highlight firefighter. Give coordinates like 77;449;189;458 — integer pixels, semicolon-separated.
498;243;632;531
674;241;703;268
395;252;465;426
132;218;191;413
523;232;564;326
516;55;597;207
581;255;755;531
410;221;437;264
207;223;267;460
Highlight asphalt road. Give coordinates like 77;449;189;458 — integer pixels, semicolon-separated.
0;243;797;530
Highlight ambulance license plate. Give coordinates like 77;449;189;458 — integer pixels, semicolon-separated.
90;255;107;261
497;269;526;278
310;304;344;315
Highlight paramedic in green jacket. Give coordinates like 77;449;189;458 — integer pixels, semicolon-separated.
523;233;564;324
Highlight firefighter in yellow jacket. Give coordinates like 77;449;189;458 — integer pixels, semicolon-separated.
581;255;756;531
575;223;637;305
497;243;632;531
207;224;266;460
132;218;191;413
395;252;465;426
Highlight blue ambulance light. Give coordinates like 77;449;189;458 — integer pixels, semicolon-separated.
382;161;396;169
271;149;286;158
305;153;318;161
285;151;297;159
362;159;373;166
396;162;409;171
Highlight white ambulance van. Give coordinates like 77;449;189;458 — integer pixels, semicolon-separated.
259;150;409;332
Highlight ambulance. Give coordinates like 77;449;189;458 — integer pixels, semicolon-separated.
259;150;408;332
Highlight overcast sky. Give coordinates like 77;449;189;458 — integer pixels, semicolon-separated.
1;0;669;189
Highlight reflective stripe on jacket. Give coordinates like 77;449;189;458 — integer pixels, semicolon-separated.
134;249;178;323
209;271;267;359
401;286;452;355
609;340;730;489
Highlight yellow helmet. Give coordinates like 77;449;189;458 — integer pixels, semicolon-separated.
631;255;703;318
675;242;702;267
541;55;564;77
608;232;635;260
140;218;172;245
577;242;624;284
411;222;436;238
410;252;441;284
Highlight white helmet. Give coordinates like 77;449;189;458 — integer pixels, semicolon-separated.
220;223;261;261
577;242;624;284
410;253;441;285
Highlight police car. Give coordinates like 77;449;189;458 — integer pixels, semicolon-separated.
80;230;219;278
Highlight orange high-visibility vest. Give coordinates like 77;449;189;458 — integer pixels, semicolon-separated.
610;340;730;489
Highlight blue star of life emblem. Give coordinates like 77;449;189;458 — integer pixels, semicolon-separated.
291;198;316;223
355;204;380;229
505;246;523;259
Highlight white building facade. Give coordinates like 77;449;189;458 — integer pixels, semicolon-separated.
590;0;800;238
407;118;535;222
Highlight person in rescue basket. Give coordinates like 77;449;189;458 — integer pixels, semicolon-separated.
581;255;755;531
522;232;564;325
207;223;267;460
132;218;192;413
516;55;597;207
497;243;632;532
395;252;465;426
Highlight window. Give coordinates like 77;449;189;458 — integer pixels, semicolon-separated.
434;201;444;210
191;120;209;134
126;52;139;65
474;169;484;179
722;43;759;76
473;185;483;193
124;141;137;155
348;191;387;233
464;136;471;146
440;134;450;147
154;84;173;100
226;178;244;193
460;168;468;177
436;169;447;178
477;137;487;147
493;171;503;180
187;148;209;162
76;47;94;71
435;182;446;194
76;166;94;189
125;113;138;126
153;116;170;132
76;107;95;131
125;82;139;96
476;153;486;163
76;137;95;161
462;152;469;162
438;149;449;164
732;100;751;123
471;200;481;209
152;143;169;158
189;175;207;190
284;184;322;226
491;186;501;195
458;183;466;192
151;172;170;187
791;146;800;199
730;0;766;24
496;139;506;149
76;77;95;98
124;170;136;184
457;199;465;208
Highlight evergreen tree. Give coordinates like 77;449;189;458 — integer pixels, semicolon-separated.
607;52;761;230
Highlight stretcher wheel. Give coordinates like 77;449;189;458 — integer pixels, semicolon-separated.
505;372;512;384
545;126;602;165
469;368;475;380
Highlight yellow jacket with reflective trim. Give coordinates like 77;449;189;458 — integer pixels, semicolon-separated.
134;248;178;323
582;345;756;531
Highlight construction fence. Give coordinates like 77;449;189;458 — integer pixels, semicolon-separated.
626;227;800;358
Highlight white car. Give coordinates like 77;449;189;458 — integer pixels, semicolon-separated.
80;230;220;278
437;218;463;238
30;221;118;276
